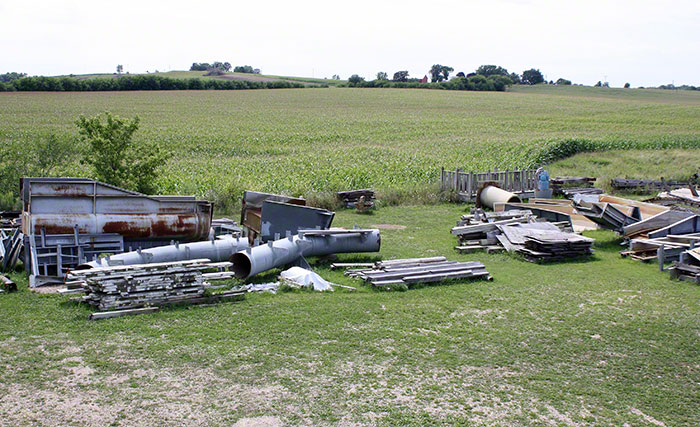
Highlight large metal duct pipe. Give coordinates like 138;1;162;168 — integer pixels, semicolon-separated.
478;185;521;210
231;229;381;279
76;235;249;269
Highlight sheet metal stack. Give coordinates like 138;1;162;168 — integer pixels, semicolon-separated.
345;256;491;288
67;259;243;312
497;223;594;262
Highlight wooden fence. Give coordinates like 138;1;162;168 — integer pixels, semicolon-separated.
440;167;538;201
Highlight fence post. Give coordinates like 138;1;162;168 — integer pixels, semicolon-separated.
455;168;461;192
440;167;445;191
468;172;474;200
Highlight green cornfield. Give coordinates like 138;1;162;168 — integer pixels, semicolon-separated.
1;85;699;209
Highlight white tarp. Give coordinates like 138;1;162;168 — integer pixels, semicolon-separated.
279;267;333;291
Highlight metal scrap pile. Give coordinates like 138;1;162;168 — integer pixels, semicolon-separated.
0;228;23;272
66;259;242;318
343;256;491;288
450;207;593;262
670;248;700;283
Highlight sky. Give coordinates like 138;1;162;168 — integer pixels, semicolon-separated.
1;0;699;88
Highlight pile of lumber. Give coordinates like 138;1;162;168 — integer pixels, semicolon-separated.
66;259;243;315
519;231;594;262
344;256;491;288
494;199;597;232
497;222;594;262
550;177;598;197
451;211;535;253
337;189;375;210
669;248;700;283
0;211;20;229
654;188;700;207
611;178;691;191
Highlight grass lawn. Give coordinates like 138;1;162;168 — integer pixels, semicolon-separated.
1;204;698;425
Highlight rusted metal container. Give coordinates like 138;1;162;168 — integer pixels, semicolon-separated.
21;178;212;242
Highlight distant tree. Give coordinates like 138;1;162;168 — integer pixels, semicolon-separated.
555;78;572;85
348;74;365;86
190;63;210;71
223;62;232;72
332;74;340;80
0;72;27;83
116;65;123;74
456;71;465;78
594;81;602;87
393;71;409;82
476;65;509;77
602;82;610;88
234;65;256;73
429;64;453;82
376;71;388;80
253;68;261;74
76;112;167;194
624;82;631;88
509;72;521;84
521;69;544;85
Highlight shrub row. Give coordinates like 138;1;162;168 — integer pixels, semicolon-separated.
0;75;305;92
346;75;512;91
532;137;700;165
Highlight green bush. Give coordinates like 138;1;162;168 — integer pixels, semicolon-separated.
77;112;168;194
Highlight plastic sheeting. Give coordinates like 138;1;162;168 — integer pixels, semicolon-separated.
279;267;333;291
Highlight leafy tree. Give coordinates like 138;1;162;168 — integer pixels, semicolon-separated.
332;74;340;80
429;64;453;82
223;62;232;72
488;75;513;91
594;81;602;87
456;72;465;78
0;72;27;83
624;82;631;88
376;71;388;80
393;71;409;82
190;63;210;71
509;72;521;84
348;74;365;86
76;112;167;194
234;65;256;73
116;65;123;74
521;69;544;85
555;78;571;85
476;65;509;77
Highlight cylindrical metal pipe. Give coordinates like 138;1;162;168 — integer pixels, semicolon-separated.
76;235;249;269
479;185;521;209
231;230;381;279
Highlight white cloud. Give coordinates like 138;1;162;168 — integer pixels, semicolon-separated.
1;0;698;86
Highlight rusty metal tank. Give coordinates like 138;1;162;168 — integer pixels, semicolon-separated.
20;178;212;242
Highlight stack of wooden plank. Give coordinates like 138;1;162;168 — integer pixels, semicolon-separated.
495;222;594;262
519;231;595;262
66;259;243;314
344;256;491;288
550;176;598;196
451;212;534;253
611;178;690;191
669;248;700;283
337;189;376;210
